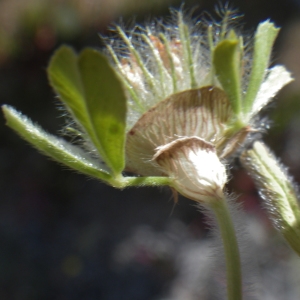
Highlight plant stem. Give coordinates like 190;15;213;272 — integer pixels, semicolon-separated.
110;175;172;188
209;197;242;300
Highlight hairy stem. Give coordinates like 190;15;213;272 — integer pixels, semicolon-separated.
110;175;172;188
209;197;242;300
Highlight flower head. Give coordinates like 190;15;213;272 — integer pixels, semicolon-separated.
125;86;233;176
107;10;292;128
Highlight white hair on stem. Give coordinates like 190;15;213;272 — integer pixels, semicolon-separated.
197;193;260;299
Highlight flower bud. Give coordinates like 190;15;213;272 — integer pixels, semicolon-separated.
153;136;227;203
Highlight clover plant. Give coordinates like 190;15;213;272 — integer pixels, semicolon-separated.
3;9;300;300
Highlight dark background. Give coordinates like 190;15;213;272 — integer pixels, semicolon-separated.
2;0;300;299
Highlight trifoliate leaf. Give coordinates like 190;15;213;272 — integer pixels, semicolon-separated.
48;46;127;175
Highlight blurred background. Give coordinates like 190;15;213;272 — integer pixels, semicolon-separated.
2;0;300;299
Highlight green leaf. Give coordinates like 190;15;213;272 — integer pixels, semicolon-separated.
48;46;127;175
2;105;113;182
243;21;279;114
213;37;242;116
47;46;91;136
78;49;127;176
241;141;300;256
